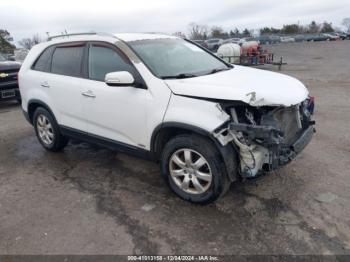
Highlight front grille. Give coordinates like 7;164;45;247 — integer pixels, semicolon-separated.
0;69;18;83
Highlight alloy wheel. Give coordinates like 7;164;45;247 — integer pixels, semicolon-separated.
169;148;212;194
37;114;54;145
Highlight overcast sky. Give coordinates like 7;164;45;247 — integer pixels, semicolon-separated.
1;0;349;43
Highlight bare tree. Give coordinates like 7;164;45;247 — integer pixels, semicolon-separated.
320;21;334;33
308;21;320;34
18;34;41;50
210;26;228;38
342;17;350;33
188;23;208;40
173;31;186;38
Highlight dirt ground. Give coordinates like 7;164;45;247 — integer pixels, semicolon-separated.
0;40;349;255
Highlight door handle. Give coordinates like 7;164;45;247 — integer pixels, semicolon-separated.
41;81;50;88
81;90;96;98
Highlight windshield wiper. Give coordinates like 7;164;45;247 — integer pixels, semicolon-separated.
207;68;230;75
160;73;198;79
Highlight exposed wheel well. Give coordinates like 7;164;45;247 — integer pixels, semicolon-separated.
153;126;196;159
151;123;239;182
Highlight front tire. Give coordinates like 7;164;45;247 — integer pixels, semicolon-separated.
33;107;69;152
160;134;231;204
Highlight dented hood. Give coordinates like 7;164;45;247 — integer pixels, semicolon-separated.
164;65;309;107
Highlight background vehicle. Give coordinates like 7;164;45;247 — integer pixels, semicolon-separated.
19;33;314;204
293;35;306;42
256;35;280;44
0;53;21;103
14;49;29;62
305;34;328;42
222;38;246;45
322;33;340;41
335;32;347;40
204;38;223;51
0;53;15;61
269;35;281;44
192;39;209;49
241;37;257;42
280;36;295;43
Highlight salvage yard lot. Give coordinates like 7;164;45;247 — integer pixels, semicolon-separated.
0;40;350;255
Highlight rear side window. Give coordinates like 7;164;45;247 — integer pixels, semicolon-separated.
88;44;134;81
51;45;84;77
32;46;55;72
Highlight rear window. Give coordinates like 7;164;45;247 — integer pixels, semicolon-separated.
51;45;84;77
32;46;55;72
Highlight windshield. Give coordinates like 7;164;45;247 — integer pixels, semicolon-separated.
0;54;5;61
128;38;230;79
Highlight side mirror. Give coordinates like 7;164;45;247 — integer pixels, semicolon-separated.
105;71;134;86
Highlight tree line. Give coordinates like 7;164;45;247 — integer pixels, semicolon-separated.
185;18;350;40
1;17;350;51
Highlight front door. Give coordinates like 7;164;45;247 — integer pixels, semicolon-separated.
81;42;148;149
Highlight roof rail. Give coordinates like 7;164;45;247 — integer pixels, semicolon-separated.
48;32;97;41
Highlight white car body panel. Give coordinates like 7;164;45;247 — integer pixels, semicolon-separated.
48;73;86;131
80;78;148;147
19;35;118;114
114;33;177;42
79;61;171;150
165;65;308;107
19;32;310;152
163;94;230;132
17;32;315;201
135;65;173;149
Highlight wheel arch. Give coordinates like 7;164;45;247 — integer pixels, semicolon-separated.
27;99;57;125
151;122;238;182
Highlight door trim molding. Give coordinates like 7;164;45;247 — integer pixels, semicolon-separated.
60;125;154;160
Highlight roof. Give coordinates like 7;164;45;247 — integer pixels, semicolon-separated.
20;32;179;69
45;32;177;44
114;33;177;42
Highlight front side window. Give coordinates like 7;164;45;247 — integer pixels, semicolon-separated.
128;38;230;79
88;44;134;81
51;45;84;77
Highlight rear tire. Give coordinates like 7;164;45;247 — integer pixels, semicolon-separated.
160;134;231;204
33;107;69;152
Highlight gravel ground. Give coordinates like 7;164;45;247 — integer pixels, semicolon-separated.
0;40;349;255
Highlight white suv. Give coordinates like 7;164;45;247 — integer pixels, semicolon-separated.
19;32;315;204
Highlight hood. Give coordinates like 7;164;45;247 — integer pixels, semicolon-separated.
164;65;309;107
0;61;21;71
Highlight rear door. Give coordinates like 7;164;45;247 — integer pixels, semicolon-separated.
48;42;87;131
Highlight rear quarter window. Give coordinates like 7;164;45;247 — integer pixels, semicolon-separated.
32;46;55;72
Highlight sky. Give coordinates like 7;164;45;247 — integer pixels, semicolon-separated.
1;0;349;44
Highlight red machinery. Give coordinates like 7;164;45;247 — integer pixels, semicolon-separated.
217;41;286;70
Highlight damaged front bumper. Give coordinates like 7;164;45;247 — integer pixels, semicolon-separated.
213;102;315;178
